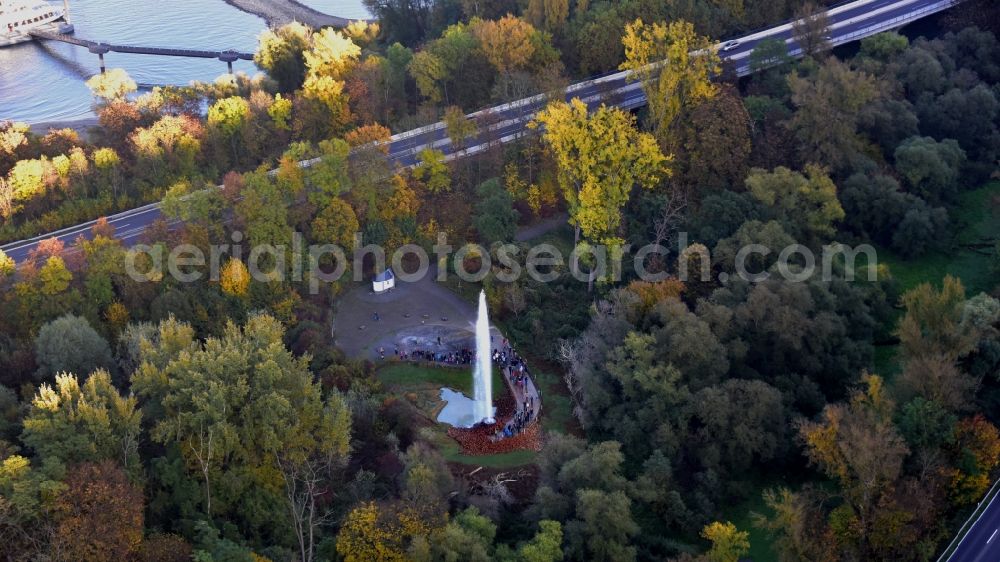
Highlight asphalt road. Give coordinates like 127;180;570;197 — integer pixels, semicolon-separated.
947;486;1000;562
0;0;956;265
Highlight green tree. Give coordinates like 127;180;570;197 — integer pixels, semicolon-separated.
568;489;638;562
408;50;447;103
140;313;342;534
860;32;909;60
255;22;312;91
430;507;496;561
745;164;844;241
893;136;966;203
34;315;115;382
517;520;564;562
788;57;880;170
474;178;520;245
237;170;292;249
306;138;352;207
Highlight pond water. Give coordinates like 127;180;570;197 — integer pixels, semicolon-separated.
436;387;495;429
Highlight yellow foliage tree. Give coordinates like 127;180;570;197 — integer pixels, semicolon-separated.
305;28;361;81
105;302;130;332
0;249;15;278
220;258;251;298
336;503;408;562
85;68;137;103
531;98;668;247
472;15;537;75
620;19;720;146
701;521;751;562
39;256;72;295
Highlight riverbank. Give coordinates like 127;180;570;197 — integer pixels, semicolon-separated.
29;117;99;138
222;0;368;28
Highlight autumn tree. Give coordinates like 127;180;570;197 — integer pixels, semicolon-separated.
21;370;141;470
207;96;251;167
336;501;435;562
896;276;983;362
0;249;15;278
219;258;251;298
532;99;667;247
788;57;881;170
673;87;751;196
791;1;832;58
472;15;537;76
798;375;910;557
312;197;360;249
745;164;844;241
701;521;750;562
949;415;1000;504
527;0;569;32
620;19;720;148
51;461;144;560
85;68;137;103
413;148;451;193
255;22;312;91
443;105;478;149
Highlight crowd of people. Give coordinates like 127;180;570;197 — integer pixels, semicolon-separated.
378;346;476;365
491;339;540;441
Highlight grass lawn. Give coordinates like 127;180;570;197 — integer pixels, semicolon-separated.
879;181;999;295
378;362;505;399
719;492;777;562
532;368;579;435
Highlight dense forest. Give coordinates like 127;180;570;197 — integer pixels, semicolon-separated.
1;0;1000;560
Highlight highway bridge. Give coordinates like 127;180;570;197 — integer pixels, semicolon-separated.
1;0;960;266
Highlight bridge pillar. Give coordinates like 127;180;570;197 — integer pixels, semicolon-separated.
219;51;239;76
98;52;105;74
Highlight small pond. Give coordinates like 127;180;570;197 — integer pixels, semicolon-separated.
436;388;494;428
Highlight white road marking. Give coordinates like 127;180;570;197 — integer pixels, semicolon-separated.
988;528;997;544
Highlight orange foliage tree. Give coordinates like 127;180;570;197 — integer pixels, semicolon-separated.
52;461;144;560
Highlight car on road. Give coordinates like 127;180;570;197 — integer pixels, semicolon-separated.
720;40;741;52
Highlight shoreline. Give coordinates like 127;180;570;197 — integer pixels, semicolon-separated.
28;117;99;137
221;0;370;28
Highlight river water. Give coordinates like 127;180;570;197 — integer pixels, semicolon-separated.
0;0;370;124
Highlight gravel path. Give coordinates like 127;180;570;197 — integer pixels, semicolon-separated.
222;0;367;28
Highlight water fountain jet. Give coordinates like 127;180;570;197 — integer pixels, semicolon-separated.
473;290;494;424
